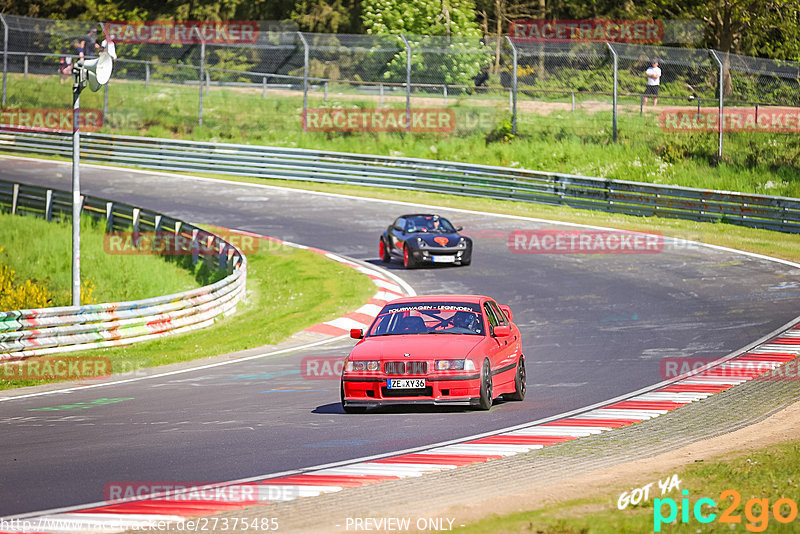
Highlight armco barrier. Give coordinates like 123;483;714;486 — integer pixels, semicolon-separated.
1;131;799;233
0;180;246;359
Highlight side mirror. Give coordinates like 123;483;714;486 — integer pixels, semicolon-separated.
394;225;403;232
350;328;364;339
499;305;513;322
456;226;463;232
493;325;511;337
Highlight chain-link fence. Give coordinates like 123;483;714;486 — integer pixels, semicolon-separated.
1;13;799;159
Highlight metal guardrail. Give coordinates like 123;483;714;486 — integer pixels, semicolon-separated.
0;179;247;359
1;131;799;233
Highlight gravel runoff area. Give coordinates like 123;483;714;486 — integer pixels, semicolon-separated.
151;362;800;534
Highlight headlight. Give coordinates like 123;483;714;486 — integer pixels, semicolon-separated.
345;360;380;372
458;238;467;248
416;237;426;247
434;359;476;371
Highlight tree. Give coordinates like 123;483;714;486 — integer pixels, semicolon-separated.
361;0;489;87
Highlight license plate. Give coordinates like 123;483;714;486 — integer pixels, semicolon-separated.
387;379;426;389
432;255;455;263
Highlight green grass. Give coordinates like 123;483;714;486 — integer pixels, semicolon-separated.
4;73;799;198
0;212;199;305
0;234;375;390
458;440;800;533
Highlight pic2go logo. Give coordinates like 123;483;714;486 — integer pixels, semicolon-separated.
654;489;799;532
301;356;345;380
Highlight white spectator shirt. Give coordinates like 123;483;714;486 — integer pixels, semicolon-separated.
646;66;661;86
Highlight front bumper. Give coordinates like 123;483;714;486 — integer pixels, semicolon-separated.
342;373;481;406
409;247;471;264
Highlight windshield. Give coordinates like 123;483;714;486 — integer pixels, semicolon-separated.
367;302;485;336
406;215;456;234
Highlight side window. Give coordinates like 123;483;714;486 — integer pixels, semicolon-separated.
487;301;508;325
483;303;499;329
394;217;406;231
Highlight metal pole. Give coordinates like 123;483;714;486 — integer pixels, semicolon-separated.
379;83;384;107
103;82;109;121
298;32;309;128
324;81;328;102
710;50;724;160
572;92;575;112
145;63;150;88
401;35;411;132
606;43;618;142
23;54;27;78
197;28;205;126
72;75;83;306
262;76;266;98
443;84;447;105
506;36;518;135
1;14;8;107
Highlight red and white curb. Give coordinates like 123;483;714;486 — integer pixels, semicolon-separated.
223;229;414;339
4;320;799;533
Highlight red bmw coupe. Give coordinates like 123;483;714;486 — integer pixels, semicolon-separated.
341;295;525;412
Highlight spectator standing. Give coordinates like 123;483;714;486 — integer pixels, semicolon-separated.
80;28;98;59
644;60;661;106
58;41;80;83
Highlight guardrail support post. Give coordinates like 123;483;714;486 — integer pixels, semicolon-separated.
11;183;18;214
45;189;53;221
191;228;199;265
106;201;114;232
154;214;162;232
400;35;411;132
709;50;725;161
505;36;518;135
1;14;8;107
606;42;618;142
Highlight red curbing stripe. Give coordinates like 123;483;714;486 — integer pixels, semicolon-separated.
345;312;377;325
306;247;330;256
304;324;349;336
366;274;392;283
469;436;576;446
769;338;800;345
79;500;250;516
605;400;688;410
658;384;732;393
370;454;502;466
368;299;389;307
737;353;797;362
543;418;640;427
700;369;768;378
262;474;399;486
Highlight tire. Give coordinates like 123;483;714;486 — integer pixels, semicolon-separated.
379;239;391;263
460;257;471;266
476;359;493;410
403;245;416;269
341;382;366;414
505;356;526;401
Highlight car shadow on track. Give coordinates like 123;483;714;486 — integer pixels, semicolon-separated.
363;259;465;272
313;401;510;415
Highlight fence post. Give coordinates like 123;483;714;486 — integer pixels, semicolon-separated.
443;84;447;104
262;76;266;98
709;50;724;160
205;70;210;92
400;35;411;132
298;32;309;129
379;83;384;106
196;27;205;126
606;42;618;142
505;36;518;135
1;14;8;107
23;54;27;78
324;80;328;102
145;63;150;88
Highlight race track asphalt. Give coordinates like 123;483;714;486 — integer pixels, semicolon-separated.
1;157;798;516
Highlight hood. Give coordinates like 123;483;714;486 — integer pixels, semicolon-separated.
350;334;483;360
412;233;462;247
